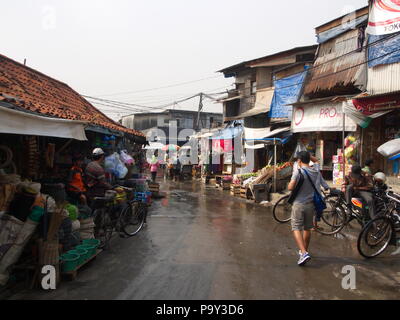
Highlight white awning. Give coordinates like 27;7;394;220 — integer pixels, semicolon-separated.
244;126;291;140
244;142;265;149
291;101;357;133
0;106;87;140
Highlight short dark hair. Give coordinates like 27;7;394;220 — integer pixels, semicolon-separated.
93;154;104;161
352;164;362;175
298;151;311;164
365;159;374;166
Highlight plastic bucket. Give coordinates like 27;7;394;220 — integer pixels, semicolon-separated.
68;248;87;265
76;244;96;257
60;253;80;272
82;239;100;250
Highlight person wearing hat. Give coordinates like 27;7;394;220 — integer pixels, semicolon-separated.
85;148;112;203
67;154;87;205
342;164;375;219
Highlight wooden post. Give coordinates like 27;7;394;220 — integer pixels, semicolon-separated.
274;139;277;193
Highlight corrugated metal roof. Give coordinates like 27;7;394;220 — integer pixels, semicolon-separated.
367;62;400;95
304;29;367;98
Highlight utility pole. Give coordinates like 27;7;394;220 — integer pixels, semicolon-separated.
195;93;203;131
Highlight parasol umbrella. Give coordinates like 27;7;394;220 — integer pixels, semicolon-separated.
162;144;181;152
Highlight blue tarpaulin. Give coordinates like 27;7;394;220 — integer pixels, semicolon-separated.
317;15;368;44
269;69;308;119
368;32;400;68
211;125;243;140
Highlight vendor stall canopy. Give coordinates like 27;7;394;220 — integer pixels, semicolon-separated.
0;54;144;138
0;103;87;140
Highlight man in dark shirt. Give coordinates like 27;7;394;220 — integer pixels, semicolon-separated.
85;148;112;201
342;164;375;219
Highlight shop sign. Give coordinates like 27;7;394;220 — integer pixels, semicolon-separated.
292;103;357;133
367;0;400;36
353;95;400;116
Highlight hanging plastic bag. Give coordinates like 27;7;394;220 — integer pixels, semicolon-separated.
104;153;119;176
120;150;134;165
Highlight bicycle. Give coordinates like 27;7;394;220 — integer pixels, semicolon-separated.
272;190;342;233
119;193;150;237
316;185;389;236
93;186;147;249
357;190;400;259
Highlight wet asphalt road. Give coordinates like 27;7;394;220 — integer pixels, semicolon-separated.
10;180;400;300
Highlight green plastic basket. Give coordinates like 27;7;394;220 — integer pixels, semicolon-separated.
68;249;87;265
82;239;101;249
60;253;80;272
77;244;96;257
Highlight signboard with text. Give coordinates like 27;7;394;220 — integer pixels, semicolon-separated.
291;103;357;133
367;0;400;35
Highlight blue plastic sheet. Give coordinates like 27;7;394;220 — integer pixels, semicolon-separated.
269;69;308;119
368;32;400;68
211;125;243;140
317;15;368;44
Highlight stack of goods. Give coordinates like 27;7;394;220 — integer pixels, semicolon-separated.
0;173;21;213
230;185;241;197
114;187;128;204
0;183;48;286
222;176;233;190
26;137;40;178
332;151;352;186
148;182;160;193
251;162;294;187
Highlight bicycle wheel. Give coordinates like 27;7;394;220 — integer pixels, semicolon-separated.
316;201;347;235
94;209;113;249
272;195;292;223
119;203;145;237
357;217;393;259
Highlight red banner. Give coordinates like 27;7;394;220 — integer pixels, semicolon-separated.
352;94;400;116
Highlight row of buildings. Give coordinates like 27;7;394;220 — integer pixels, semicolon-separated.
214;4;400;182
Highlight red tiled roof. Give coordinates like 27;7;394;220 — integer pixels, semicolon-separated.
0;54;144;137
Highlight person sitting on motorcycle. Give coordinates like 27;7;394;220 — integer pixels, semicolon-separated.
342;164;375;219
373;172;388;192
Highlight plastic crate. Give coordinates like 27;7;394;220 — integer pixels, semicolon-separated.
134;192;152;204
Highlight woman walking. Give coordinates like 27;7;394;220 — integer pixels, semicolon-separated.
150;155;160;183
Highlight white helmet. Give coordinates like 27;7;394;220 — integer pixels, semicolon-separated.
92;148;105;156
374;172;387;183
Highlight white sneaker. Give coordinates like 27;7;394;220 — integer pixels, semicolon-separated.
298;252;311;266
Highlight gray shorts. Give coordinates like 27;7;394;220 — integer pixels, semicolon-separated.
291;202;315;231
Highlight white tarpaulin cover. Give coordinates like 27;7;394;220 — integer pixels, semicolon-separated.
244;126;290;140
378;139;400;157
291;102;357;133
367;0;400;35
0;107;87;140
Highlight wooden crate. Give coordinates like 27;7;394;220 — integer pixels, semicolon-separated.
61;249;102;281
240;187;248;199
230;185;241;196
222;182;231;190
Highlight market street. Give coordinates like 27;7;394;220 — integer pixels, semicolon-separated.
10;180;400;300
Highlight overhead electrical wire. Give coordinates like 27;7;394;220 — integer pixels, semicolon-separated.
83;32;399;117
93;75;223;97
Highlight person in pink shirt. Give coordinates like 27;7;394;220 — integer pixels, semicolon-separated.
150;155;160;182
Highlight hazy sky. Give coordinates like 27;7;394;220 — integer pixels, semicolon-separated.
2;0;368;120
